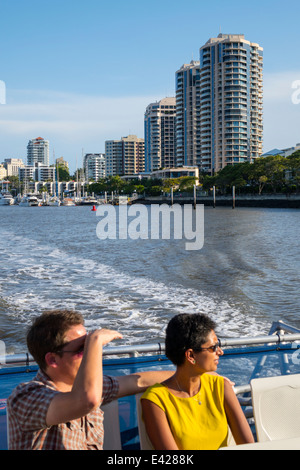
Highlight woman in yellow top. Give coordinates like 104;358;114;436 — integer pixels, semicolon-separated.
141;314;254;450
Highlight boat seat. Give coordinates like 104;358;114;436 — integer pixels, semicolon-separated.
102;400;122;450
250;374;300;442
135;393;154;450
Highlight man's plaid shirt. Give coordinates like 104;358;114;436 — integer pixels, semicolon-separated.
7;369;119;450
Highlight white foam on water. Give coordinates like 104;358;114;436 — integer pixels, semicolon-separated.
0;230;270;347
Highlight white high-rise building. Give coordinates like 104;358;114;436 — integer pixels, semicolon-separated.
144;97;176;172
175;62;200;167
199;34;263;173
27;137;50;166
83;153;106;182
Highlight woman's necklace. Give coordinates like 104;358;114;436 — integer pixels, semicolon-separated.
175;378;202;405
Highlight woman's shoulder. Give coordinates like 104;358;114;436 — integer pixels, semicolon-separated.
203;373;225;390
141;383;170;413
142;383;167;399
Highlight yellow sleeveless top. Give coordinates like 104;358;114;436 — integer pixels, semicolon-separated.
141;373;228;450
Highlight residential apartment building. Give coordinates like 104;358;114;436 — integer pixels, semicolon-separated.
175;62;201;167
144;97;176;172
56;156;69;170
3;158;25;177
105;140;123;176
105;135;144;176
19;162;55;182
199;34;263;173
0;164;7;180
83;153;106;181
27;137;50;166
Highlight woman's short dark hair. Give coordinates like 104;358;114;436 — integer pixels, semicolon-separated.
27;309;84;371
165;313;216;366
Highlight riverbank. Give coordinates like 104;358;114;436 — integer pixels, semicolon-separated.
134;194;300;209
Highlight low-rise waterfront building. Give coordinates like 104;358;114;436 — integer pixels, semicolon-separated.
25;180;85;196
261;143;300;158
151;166;199;184
19;162;55;182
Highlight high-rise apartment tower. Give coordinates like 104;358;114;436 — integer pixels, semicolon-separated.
83;153;106;181
105;135;144;176
144;97;176;172
175;62;201;167
27;137;50;166
199;34;263;173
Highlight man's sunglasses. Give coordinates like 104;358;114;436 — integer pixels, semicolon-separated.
55;343;85;356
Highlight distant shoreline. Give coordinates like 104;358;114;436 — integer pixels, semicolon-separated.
134;194;300;209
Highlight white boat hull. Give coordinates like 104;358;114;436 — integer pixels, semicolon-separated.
0;200;14;205
62;198;76;206
48;200;61;206
0;195;15;205
19;198;39;207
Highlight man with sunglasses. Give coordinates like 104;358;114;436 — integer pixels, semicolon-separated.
7;309;174;450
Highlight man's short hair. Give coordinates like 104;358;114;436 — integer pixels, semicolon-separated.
27;309;84;370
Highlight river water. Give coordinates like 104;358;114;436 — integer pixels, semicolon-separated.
0;204;299;354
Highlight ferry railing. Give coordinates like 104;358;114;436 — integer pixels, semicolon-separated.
234;321;300;419
1;327;299;365
1;323;299;425
246;321;300;382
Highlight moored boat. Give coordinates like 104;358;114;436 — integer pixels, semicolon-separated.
18;195;39;207
78;196;99;205
0;192;14;206
62;197;76;206
48;197;61;207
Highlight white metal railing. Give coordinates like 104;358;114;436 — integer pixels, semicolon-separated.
1;325;299;366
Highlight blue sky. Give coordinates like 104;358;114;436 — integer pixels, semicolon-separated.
1;0;300;173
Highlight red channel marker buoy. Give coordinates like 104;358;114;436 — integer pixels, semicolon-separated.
91;205;96;211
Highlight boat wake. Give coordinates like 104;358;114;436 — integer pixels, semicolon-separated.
0;231;269;352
